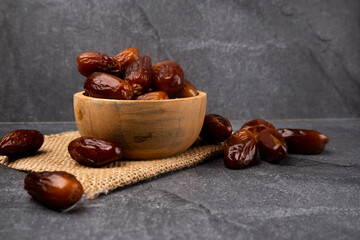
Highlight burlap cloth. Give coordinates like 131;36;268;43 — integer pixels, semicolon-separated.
0;131;223;199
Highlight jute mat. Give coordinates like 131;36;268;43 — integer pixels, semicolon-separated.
0;131;223;199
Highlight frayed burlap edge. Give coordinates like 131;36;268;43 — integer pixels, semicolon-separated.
0;131;223;199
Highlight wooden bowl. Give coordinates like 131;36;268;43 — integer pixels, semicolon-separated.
73;91;207;159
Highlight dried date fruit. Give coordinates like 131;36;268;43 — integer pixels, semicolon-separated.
24;171;83;210
136;91;169;100
0;129;44;157
224;129;257;169
278;128;329;154
114;48;140;73
200;114;233;143
84;72;134;100
125;55;153;96
68;137;122;167
153;61;185;97
257;128;287;163
176;79;198;98
241;119;276;138
76;52;121;77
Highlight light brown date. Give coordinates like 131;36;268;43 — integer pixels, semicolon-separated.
68;137;123;167
84;72;134;100
114;48;140;73
176;79;198;98
136;91;169;100
224;129;257;169
153;61;185;97
277;128;329;154
24;171;84;210
257;128;287;163
200;114;233;143
76;52;121;77
0;129;44;157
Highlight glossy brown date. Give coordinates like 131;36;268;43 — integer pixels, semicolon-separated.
84;72;134;100
114;48;140;73
256;128;287;163
241;119;276;137
125;55;153;96
68;137;123;167
200;114;233;143
136;91;169;100
76;52;121;77
224;129;257;169
277;128;329;154
153;61;185;97
0;129;44;157
24;171;84;210
176;79;198;98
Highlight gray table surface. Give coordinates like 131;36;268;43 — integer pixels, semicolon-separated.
0;119;359;240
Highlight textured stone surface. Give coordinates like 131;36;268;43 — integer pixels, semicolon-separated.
0;119;359;240
0;0;359;121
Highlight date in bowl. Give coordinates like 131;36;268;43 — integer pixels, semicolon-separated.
73;91;207;160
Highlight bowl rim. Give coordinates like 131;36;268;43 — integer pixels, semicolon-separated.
74;91;206;103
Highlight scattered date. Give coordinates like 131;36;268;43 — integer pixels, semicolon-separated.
278;128;329;154
0;129;44;157
241;119;275;138
24;171;84;210
256;128;288;163
224;129;257;169
68;137;123;167
200;114;233;143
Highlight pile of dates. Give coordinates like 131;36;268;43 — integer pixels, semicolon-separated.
76;48;198;100
199;115;330;169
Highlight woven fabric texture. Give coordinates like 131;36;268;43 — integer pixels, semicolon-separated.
0;131;223;199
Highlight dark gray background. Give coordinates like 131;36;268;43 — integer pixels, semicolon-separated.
1;1;360;239
1;0;359;122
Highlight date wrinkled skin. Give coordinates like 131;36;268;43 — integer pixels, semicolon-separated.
84;72;134;100
241;119;276;137
153;61;185;97
125;55;153;96
257;128;288;163
200;114;233;143
224;129;257;169
68;137;123;167
76;52;121;77
24;171;84;210
176;79;198;98
114;48;140;73
0;129;44;157
278;128;329;154
136;91;169;100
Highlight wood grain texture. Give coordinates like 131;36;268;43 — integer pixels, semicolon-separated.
74;91;207;159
